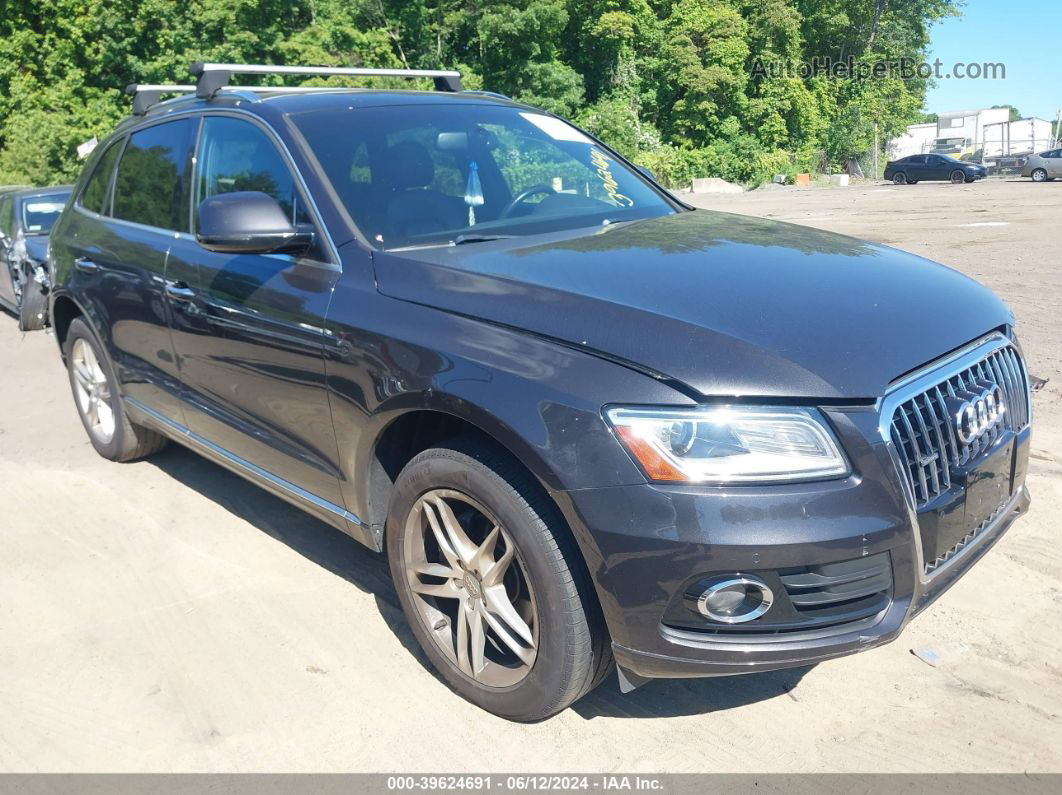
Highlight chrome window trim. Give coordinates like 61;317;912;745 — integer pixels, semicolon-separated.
876;331;1031;582
72;107;343;272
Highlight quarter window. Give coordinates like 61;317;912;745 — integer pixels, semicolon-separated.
80;139;123;216
112;119;195;231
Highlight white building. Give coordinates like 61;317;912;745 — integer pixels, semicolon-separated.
887;122;937;159
888;107;1055;161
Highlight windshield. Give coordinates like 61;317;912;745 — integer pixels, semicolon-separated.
289;103;675;249
20;191;70;234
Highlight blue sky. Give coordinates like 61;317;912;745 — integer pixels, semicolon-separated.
924;2;1059;120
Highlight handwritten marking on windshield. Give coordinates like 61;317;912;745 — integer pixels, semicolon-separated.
589;148;634;208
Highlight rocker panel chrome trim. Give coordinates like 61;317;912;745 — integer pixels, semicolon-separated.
124;396;367;530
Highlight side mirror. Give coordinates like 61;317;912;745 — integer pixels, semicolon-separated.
196;191;313;255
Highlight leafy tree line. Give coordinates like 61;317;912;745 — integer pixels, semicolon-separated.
0;0;959;188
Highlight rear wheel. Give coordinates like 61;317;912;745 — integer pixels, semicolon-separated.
893;172;908;185
387;440;611;721
1032;168;1048;183
64;317;167;461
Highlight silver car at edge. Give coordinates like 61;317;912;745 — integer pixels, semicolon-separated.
1021;148;1062;182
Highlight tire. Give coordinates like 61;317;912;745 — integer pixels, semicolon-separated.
908;180;919;184
1031;168;1048;183
18;267;48;331
64;317;168;461
386;439;611;721
893;172;908;185
950;169;965;184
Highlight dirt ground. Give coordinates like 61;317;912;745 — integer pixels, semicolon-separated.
1;178;1060;773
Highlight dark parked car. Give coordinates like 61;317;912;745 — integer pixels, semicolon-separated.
884;154;988;184
0;185;73;327
48;64;1032;721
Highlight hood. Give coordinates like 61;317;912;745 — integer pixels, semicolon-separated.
22;234;49;263
373;211;1012;399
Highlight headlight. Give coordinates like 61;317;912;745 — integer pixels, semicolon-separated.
605;406;849;484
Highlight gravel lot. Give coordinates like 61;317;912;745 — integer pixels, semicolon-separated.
1;178;1060;773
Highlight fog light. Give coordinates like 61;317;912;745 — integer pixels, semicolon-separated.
697;577;773;623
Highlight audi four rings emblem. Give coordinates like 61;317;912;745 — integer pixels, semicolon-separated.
952;381;1006;444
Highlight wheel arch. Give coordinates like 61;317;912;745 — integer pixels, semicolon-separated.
51;292;92;358
363;399;564;535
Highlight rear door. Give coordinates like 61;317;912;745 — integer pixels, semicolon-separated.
63;118;195;424
905;155;927;180
165;113;345;513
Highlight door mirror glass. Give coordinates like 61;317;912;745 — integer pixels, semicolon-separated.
196;191;313;255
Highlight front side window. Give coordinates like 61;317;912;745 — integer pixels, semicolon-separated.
80;140;123;216
289;104;674;249
113;119;195;231
195;116;311;227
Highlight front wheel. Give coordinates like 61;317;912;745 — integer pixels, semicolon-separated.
1031;168;1048;183
64;317;167;461
387;441;611;721
950;169;966;184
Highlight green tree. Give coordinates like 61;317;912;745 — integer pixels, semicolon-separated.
0;0;965;187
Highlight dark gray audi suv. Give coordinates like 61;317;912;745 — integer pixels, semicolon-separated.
46;63;1032;721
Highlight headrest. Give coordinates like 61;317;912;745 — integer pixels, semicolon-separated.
384;140;435;189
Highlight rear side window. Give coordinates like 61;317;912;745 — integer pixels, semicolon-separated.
80;140;123;215
113;119;195;231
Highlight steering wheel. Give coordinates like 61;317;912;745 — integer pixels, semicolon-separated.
498;185;556;219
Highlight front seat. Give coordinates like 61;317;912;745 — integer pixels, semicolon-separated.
382;140;466;243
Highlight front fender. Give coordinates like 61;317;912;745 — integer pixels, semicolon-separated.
323;285;694;524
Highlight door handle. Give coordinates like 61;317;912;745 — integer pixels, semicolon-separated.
74;256;100;274
165;282;197;302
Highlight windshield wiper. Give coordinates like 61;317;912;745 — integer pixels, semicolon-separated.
451;233;516;246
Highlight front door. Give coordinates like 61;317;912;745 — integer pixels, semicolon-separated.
1048;150;1062;177
926;155;951;180
166;114;345;513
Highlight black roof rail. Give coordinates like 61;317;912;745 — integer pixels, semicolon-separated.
125;84;196;115
461;90;512;101
189;62;463;99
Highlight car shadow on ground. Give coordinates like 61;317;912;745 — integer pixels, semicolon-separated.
147;442;812;721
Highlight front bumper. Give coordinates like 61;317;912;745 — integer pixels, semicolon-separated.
555;409;1032;684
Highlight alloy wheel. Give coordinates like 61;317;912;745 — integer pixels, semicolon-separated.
71;338;115;443
403;489;538;688
1032;169;1047;183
